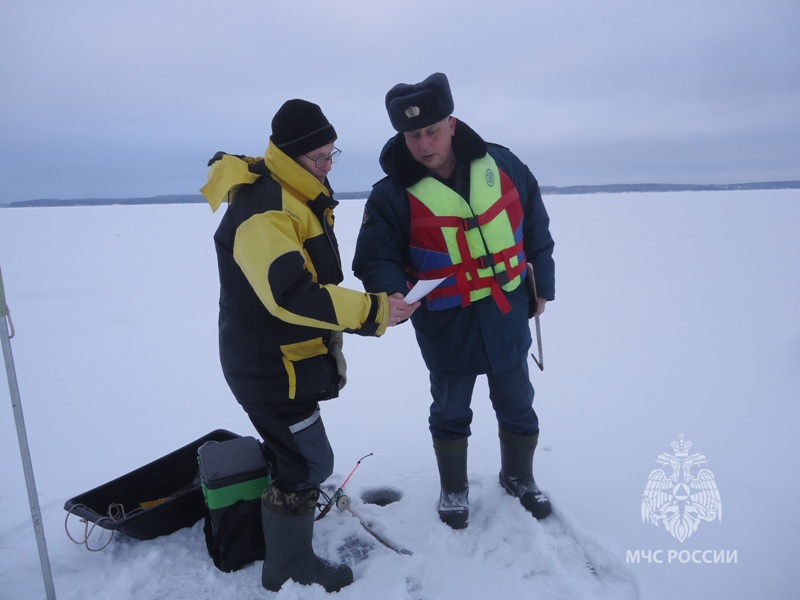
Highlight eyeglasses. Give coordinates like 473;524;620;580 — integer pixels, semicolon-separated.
304;147;341;168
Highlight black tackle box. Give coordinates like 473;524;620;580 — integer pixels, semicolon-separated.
198;435;270;533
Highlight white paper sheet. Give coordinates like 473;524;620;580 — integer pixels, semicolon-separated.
404;277;447;304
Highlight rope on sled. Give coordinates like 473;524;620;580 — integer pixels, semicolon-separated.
64;485;203;551
64;503;145;551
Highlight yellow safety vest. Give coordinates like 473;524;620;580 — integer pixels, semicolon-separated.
407;154;526;313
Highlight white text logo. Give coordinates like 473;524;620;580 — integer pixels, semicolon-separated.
641;434;722;542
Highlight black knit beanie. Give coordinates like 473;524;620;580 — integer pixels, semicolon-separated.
385;72;454;132
270;99;337;158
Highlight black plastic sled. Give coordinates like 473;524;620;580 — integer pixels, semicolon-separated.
64;429;240;540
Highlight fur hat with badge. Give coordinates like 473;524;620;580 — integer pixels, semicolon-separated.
270;99;337;158
385;72;455;132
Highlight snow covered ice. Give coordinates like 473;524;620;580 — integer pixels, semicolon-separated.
1;189;799;599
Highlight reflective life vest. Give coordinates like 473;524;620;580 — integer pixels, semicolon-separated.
408;154;527;314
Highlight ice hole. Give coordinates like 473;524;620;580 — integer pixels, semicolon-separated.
360;487;403;507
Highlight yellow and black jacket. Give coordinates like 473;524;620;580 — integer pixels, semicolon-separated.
203;143;389;405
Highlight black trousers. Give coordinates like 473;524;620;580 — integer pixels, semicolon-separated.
242;400;335;492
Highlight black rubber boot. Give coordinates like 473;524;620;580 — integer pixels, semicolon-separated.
432;436;469;529
261;485;353;593
498;428;552;519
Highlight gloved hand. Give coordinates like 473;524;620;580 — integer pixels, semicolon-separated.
328;330;347;390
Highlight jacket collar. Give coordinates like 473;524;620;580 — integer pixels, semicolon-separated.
200;145;335;212
265;141;333;203
378;118;488;188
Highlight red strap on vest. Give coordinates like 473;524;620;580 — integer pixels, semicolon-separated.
408;174;524;315
412;189;517;232
421;259;526;315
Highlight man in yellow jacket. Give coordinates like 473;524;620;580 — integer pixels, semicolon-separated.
202;99;418;592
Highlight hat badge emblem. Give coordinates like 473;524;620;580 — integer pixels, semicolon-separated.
405;106;421;118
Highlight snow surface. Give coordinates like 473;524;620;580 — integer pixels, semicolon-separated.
1;189;798;599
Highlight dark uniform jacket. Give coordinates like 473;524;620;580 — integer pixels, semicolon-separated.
353;119;555;374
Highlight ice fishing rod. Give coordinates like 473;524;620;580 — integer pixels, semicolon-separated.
316;452;373;520
316;452;413;556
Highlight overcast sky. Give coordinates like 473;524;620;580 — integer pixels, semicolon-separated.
1;0;798;202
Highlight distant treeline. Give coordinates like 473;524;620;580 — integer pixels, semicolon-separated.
5;181;799;207
539;181;800;195
4;192;371;207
